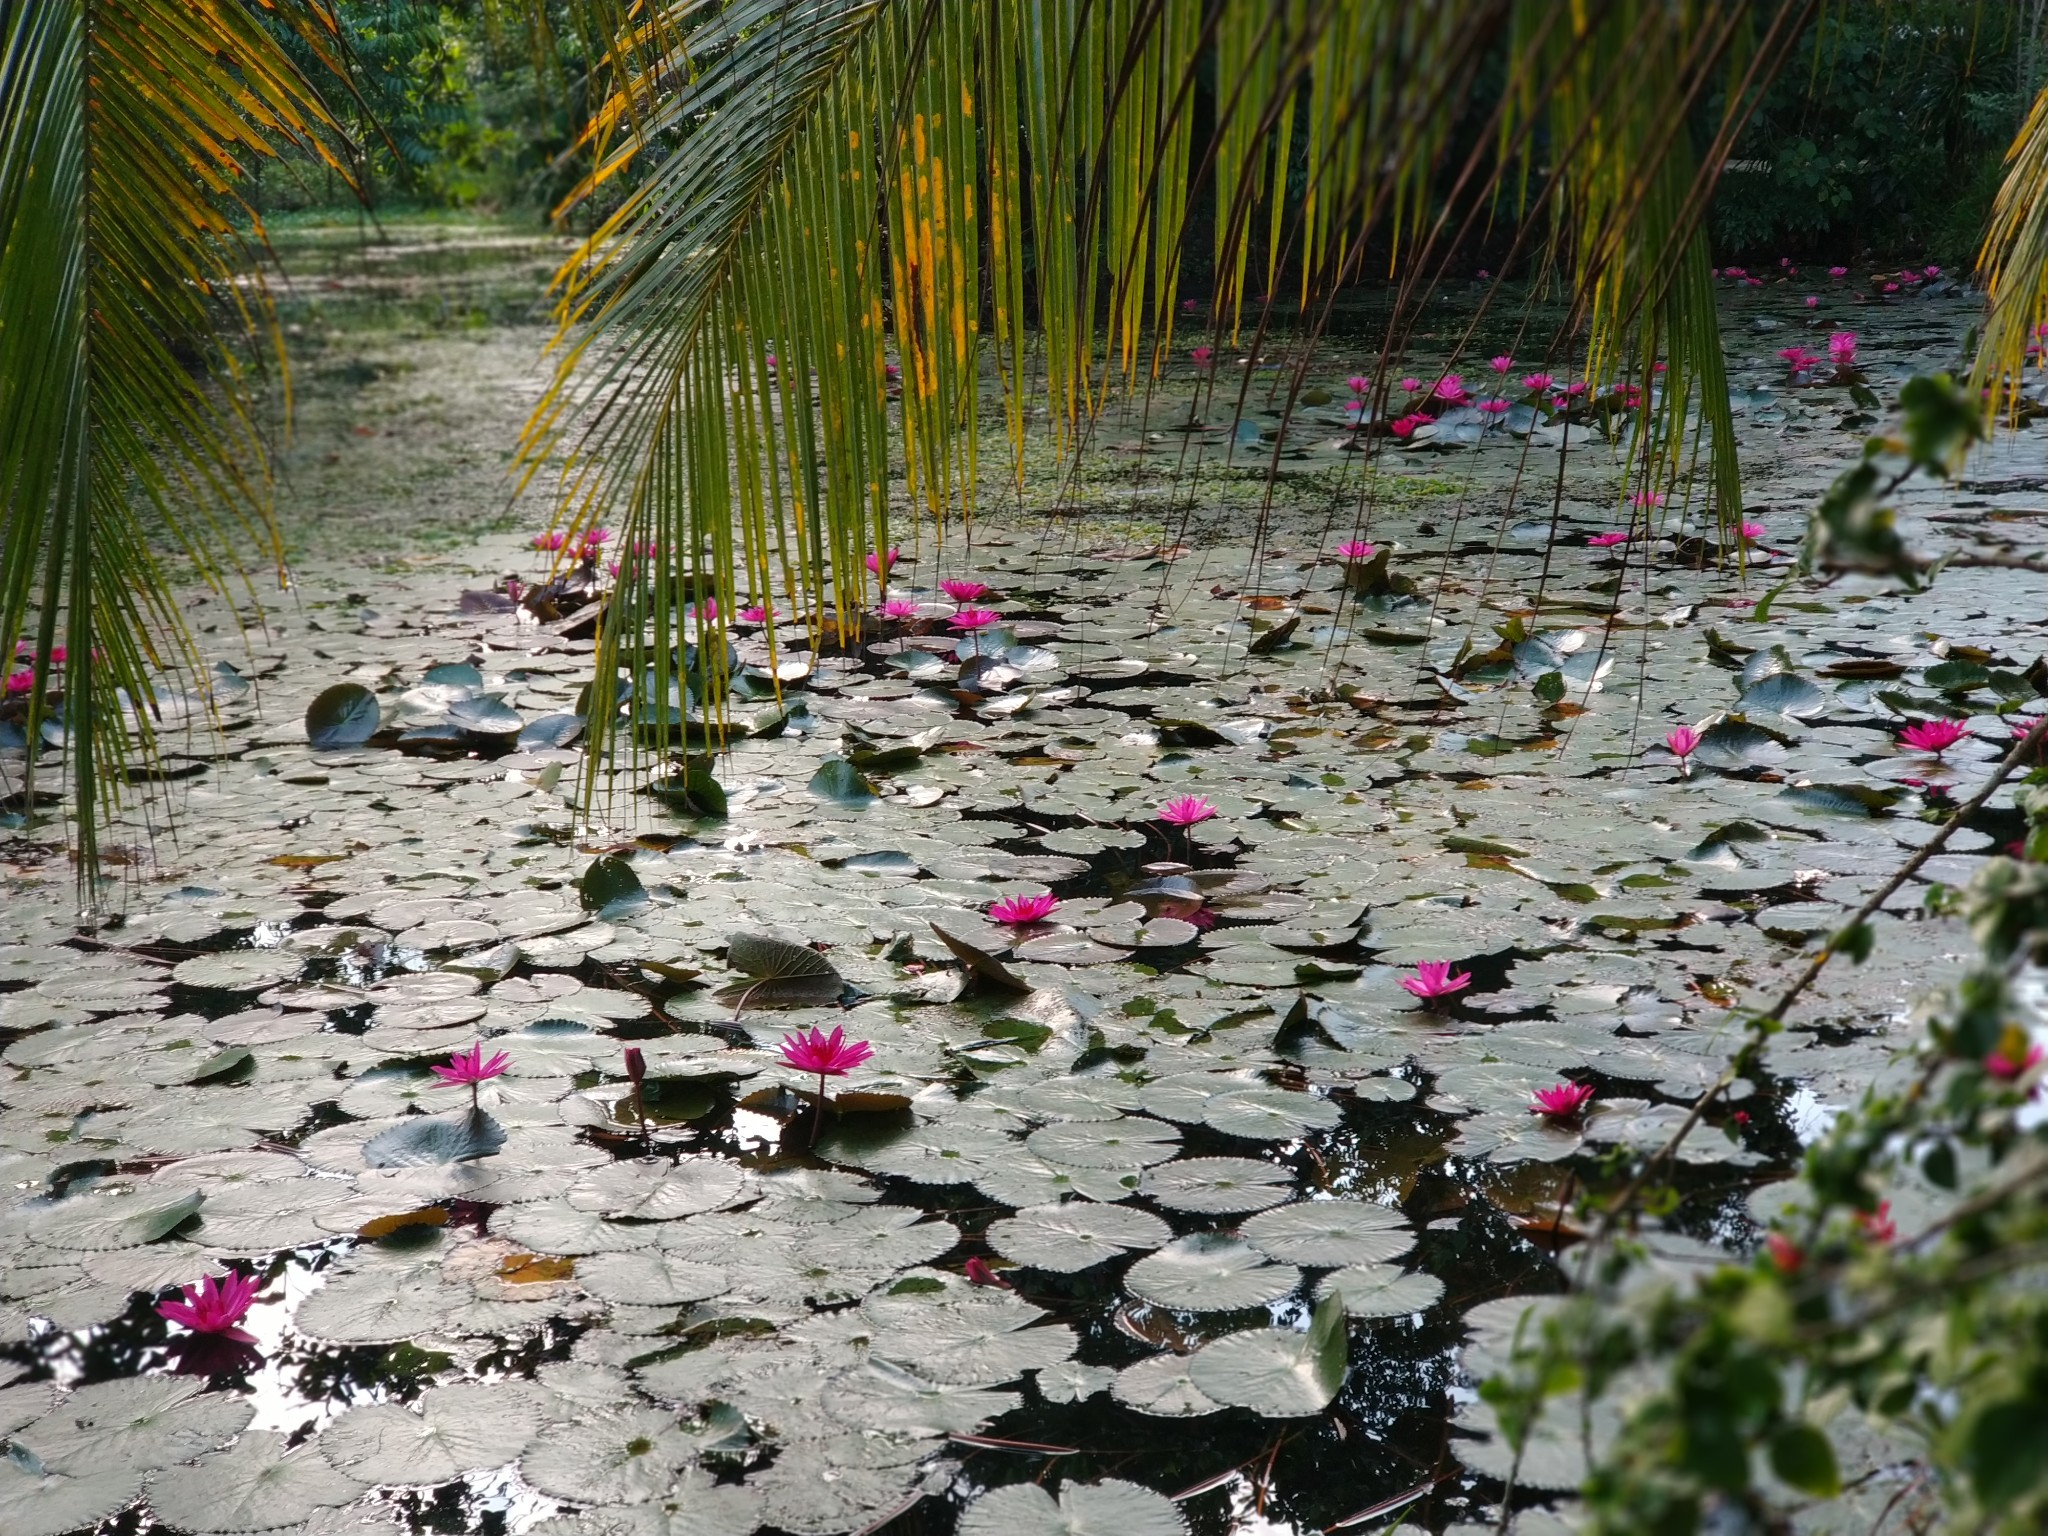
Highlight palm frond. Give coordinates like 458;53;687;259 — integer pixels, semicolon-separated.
0;0;342;905
1974;80;2048;435
532;0;1792;810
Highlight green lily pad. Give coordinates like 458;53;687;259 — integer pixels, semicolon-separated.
305;683;379;749
145;1431;363;1533
987;1203;1172;1273
362;1108;505;1168
1123;1234;1299;1311
1239;1199;1413;1267
1313;1262;1446;1318
1185;1290;1348;1417
958;1478;1188;1536
1139;1156;1295;1214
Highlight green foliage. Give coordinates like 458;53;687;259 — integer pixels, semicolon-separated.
1710;3;2034;260
1490;724;2048;1533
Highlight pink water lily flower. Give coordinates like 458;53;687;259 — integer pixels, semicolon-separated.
1400;961;1471;1000
1191;345;1214;366
432;1041;510;1108
1924;264;1942;278
1736;521;1767;542
866;547;901;576
1857;1201;1896;1244
778;1024;874;1078
1336;540;1377;560
1900;718;1968;755
965;1256;1014;1288
1530;1081;1596;1120
1521;372;1554;392
940;578;991;602
1389;412;1434;439
1430;375;1469;405
1986;1043;2044;1080
1828;265;1847;277
1488;355;1515;374
1476;399;1511;416
1588;531;1631;548
158;1272;258;1342
580;527;612;548
1805;296;1819;309
1632;492;1666;509
1345;375;1371;395
689;598;718;622
1158;795;1217;826
878;599;921;621
1665;726;1701;761
1398;376;1422;394
950;607;1001;631
739;605;770;624
1182;298;1200;313
4;670;32;695
989;893;1060;925
1828;331;1857;367
531;530;567;552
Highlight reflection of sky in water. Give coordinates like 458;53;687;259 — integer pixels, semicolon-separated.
1786;1085;1842;1146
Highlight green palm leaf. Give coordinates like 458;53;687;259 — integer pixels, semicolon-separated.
0;0;342;906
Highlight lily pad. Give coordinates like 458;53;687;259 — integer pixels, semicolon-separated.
362;1108;506;1168
319;1381;544;1486
1025;1116;1182;1169
305;683;380;749
1185;1290;1348;1417
1202;1089;1342;1140
987;1203;1173;1273
1123;1234;1300;1311
1313;1262;1446;1318
1139;1157;1295;1214
958;1478;1188;1536
146;1431;364;1533
1239;1200;1414;1267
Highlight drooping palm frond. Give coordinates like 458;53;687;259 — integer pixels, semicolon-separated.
0;0;344;903
1974;80;2048;437
528;0;1793;806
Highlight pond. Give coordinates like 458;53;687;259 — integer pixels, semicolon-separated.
1;226;2044;1536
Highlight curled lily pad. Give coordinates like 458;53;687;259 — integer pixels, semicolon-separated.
1123;1234;1299;1311
1239;1200;1414;1267
988;1203;1172;1273
305;683;379;749
721;933;844;1008
1186;1290;1348;1417
449;694;523;735
19;1187;203;1251
1139;1156;1294;1214
362;1108;505;1168
958;1478;1188;1536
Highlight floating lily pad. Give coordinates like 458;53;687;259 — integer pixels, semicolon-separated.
1110;1353;1223;1418
1186;1290;1348;1417
362;1108;505;1168
1239;1200;1414;1267
988;1203;1172;1273
1202;1089;1342;1140
958;1478;1188;1536
305;683;379;749
1313;1263;1446;1318
1025;1116;1182;1169
1139;1157;1295;1214
319;1381;543;1486
1123;1234;1300;1311
146;1431;364;1533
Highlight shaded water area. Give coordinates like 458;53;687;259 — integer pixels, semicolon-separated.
2;223;2045;1535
